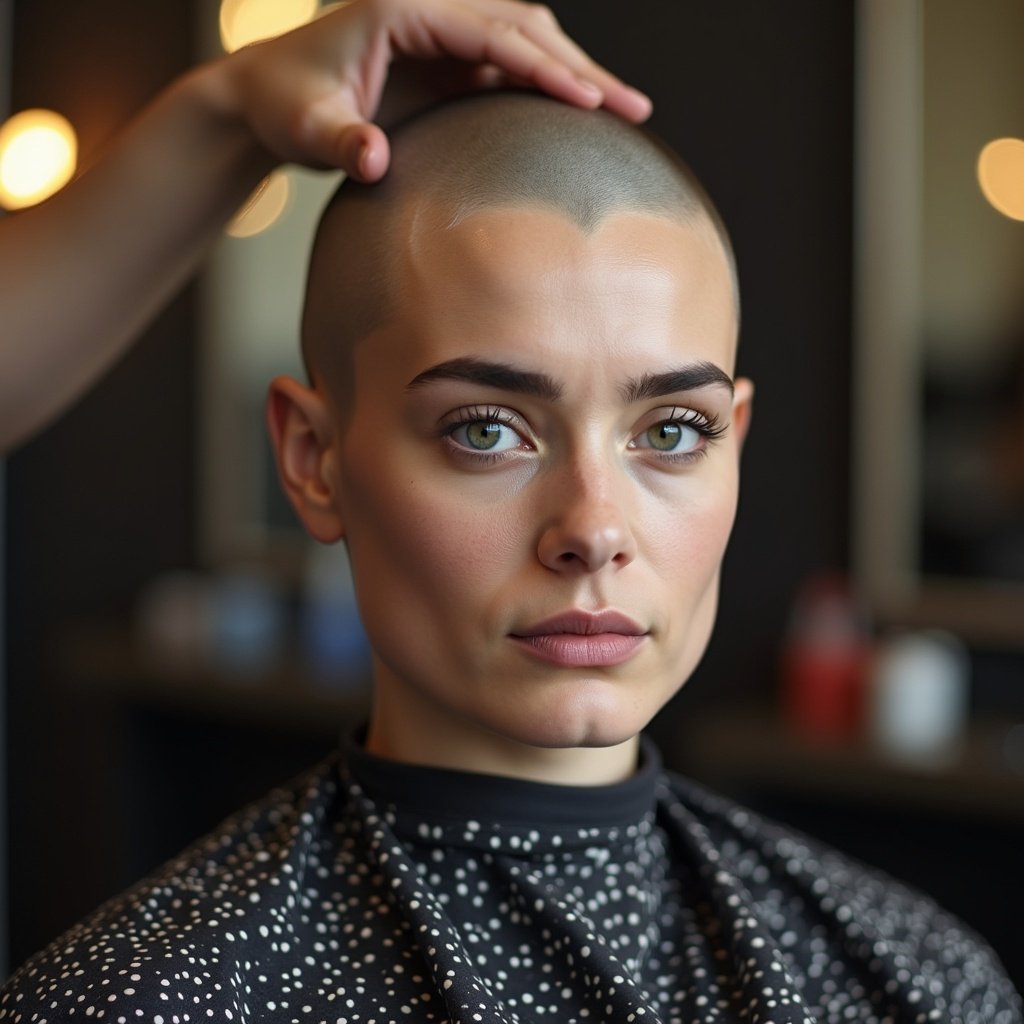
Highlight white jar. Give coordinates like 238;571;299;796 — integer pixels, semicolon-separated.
867;629;970;764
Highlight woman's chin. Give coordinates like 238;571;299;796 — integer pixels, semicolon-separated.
494;692;654;751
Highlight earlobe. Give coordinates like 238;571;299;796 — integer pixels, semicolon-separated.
732;377;755;453
266;375;346;543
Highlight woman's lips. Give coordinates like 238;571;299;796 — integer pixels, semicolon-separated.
509;610;648;667
510;632;647;667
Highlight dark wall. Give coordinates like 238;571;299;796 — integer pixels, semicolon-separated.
3;0;855;972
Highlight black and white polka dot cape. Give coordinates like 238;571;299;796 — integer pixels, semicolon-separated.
2;735;1020;1023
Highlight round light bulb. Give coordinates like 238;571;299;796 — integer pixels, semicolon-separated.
227;170;292;237
0;109;78;210
977;137;1024;222
219;0;319;53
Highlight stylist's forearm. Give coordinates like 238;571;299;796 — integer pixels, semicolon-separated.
0;60;276;454
0;0;652;455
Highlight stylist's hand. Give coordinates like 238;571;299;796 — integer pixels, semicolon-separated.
219;0;652;182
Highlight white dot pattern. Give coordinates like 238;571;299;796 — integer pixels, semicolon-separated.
1;736;1019;1023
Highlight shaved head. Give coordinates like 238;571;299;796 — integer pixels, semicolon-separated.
301;90;737;406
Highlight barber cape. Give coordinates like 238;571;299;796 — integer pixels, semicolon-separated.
1;735;1020;1024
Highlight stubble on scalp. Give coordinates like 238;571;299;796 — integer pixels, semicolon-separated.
300;89;739;417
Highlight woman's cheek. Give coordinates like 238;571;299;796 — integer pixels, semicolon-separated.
353;458;525;598
639;473;738;572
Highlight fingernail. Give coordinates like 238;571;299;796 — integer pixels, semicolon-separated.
575;77;603;100
623;86;653;119
357;141;371;177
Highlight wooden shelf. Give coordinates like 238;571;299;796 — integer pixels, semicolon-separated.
55;622;371;735
675;705;1024;824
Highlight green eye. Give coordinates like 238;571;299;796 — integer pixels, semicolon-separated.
636;418;707;455
633;411;723;459
647;422;686;451
448;418;523;455
465;422;503;450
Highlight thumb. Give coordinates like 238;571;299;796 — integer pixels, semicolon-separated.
333;120;391;182
293;87;391;180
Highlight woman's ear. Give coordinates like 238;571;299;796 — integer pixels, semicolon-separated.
266;375;346;542
731;377;755;454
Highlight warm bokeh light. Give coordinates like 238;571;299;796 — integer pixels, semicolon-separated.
977;137;1024;221
227;170;292;237
0;109;77;210
219;0;319;53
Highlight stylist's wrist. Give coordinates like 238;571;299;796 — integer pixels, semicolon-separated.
179;55;282;183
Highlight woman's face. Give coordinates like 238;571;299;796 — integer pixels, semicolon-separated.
321;204;752;780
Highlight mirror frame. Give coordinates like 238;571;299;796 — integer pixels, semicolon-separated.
853;0;1024;647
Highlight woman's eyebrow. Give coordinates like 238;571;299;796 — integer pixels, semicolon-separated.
405;358;563;400
622;362;735;401
405;357;733;401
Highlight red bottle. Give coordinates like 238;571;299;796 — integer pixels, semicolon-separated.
780;574;872;742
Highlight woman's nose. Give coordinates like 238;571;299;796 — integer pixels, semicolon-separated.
536;458;638;574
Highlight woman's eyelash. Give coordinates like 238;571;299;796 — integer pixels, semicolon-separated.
666;407;727;439
445;405;512;428
442;406;724;433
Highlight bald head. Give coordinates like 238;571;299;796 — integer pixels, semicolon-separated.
301;90;737;397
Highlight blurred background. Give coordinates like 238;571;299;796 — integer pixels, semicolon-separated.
2;0;1023;992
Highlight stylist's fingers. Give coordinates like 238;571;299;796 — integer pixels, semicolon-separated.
227;0;652;178
444;9;601;108
478;1;651;121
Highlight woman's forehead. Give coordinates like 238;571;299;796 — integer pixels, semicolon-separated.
383;204;738;373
